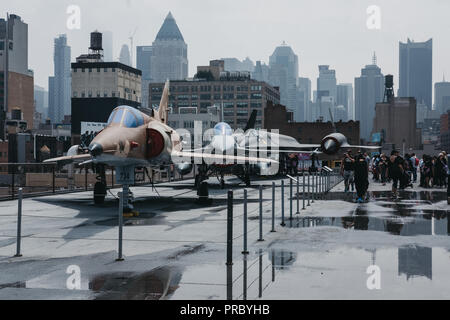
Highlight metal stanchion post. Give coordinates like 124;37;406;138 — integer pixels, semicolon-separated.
311;171;315;203
296;176;299;214
116;191;124;261
227;190;233;265
52;166;55;194
307;172;311;206
258;250;263;298
302;172;306;210
281;180;285;226
271;182;275;232
258;185;264;241
289;178;293;220
14;188;23;257
242;189;249;254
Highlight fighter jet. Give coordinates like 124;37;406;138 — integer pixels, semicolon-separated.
191;111;316;188
256;108;381;156
44;80;276;205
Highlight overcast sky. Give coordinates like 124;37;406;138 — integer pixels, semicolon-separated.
2;0;450;99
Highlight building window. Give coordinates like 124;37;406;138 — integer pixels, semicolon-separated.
88;91;92;98
81;92;86;98
104;68;108;72
73;91;77;97
104;92;108;97
112;68;115;72
73;69;77;73
89;68;92;73
112;92;116;97
82;68;85;73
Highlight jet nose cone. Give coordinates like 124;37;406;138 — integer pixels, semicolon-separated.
89;143;103;157
322;139;338;155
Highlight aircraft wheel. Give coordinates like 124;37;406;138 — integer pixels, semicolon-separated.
94;182;106;204
245;174;251;187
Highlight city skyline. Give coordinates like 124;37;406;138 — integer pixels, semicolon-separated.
2;0;450;101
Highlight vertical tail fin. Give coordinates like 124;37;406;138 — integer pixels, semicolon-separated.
156;80;170;124
244;110;258;131
328;107;337;133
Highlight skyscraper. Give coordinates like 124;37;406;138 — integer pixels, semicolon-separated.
0;14;34;136
317;65;337;102
102;31;113;62
34;85;48;120
399;38;432;109
268;43;298;118
355;61;384;142
150;12;188;83
48;34;71;123
315;65;337;122
434;79;450;114
252;61;269;83
221;57;255;72
337;83;354;120
119;44;131;66
297;77;311;122
137;45;152;108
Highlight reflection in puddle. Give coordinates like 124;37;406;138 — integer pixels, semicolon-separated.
287;210;449;236
90;266;182;300
323;190;447;203
226;245;450;300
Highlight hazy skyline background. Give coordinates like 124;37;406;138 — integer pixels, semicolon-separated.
2;0;450;99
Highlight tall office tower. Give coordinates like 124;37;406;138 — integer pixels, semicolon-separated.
434;78;450;114
102;31;113;62
0;14;35;136
150;12;188;83
337;83;354;121
252;61;270;83
317;65;337;102
268;42;299;118
48;34;71;123
137;45;152;108
34;85;48;120
399;38;432;109
315;65;337;121
297;77;311;122
355;60;384;142
119;44;131;66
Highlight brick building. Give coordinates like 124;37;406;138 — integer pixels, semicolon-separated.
148;60;280;129
264;101;360;147
440;111;450;152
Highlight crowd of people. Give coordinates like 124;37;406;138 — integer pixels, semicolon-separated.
340;149;449;202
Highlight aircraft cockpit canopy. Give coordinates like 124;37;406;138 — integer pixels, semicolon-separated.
214;122;233;136
107;105;145;128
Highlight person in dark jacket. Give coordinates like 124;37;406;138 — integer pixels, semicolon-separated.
354;151;369;203
388;150;404;196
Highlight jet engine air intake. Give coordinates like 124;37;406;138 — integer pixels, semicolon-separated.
146;128;165;158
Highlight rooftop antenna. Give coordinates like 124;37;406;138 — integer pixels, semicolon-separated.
128;27;137;67
372;52;377;65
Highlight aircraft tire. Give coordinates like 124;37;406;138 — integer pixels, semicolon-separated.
94;182;106;204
